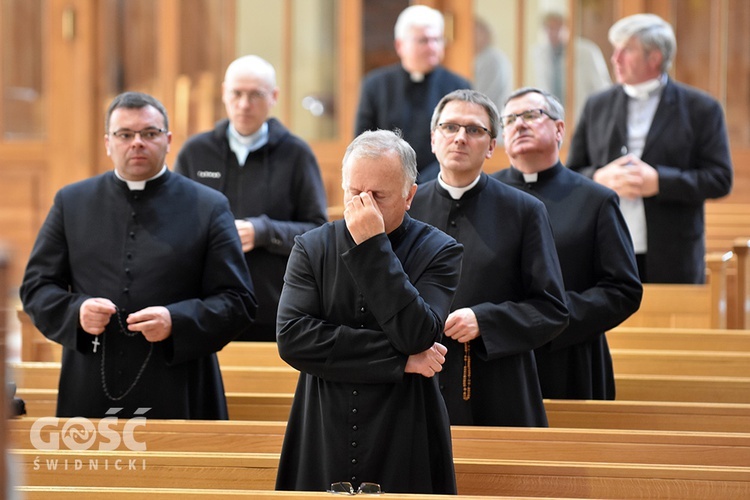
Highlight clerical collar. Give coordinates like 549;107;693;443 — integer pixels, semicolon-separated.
623;74;666;101
227;121;269;151
522;172;539;183
438;173;481;200
409;72;425;82
115;165;167;191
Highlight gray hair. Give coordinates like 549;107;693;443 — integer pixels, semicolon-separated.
394;5;444;40
609;13;676;73
225;55;277;88
341;129;417;196
504;86;565;122
105;91;169;132
430;89;500;139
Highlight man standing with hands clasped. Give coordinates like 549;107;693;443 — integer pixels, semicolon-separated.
567;13;732;283
20;92;257;419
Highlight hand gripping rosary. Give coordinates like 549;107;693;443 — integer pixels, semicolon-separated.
93;307;154;401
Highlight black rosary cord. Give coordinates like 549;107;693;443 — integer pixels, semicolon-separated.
99;307;154;402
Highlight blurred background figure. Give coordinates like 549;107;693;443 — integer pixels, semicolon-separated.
355;4;471;183
531;10;611;121
474;17;513;123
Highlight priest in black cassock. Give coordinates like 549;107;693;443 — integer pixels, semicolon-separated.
409;89;569;427
275;130;463;494
492;88;642;399
20;92;257;419
354;4;471;184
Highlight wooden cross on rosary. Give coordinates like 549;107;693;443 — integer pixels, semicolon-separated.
92;336;101;353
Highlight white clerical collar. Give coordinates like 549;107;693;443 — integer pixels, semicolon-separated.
409;72;425;82
623;74;666;100
438;173;481;200
115;165;167;191
522;172;539;183
227;121;269;151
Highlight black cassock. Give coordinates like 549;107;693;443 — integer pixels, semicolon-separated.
20;170;257;419
493;163;642;399
355;64;471;182
409;174;568;427
275;215;462;494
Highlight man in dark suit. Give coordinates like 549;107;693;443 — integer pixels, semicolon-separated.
354;4;471;183
567;13;732;284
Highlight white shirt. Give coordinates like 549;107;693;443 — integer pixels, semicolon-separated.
227;122;269;166
620;74;666;254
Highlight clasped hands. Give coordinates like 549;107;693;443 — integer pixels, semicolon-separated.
79;297;172;342
593;154;659;199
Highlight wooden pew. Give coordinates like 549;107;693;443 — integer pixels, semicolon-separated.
11;418;750;468
620;251;732;329
14;449;750;499
12;359;750;406
16;486;539;500
11;422;750;498
544;399;750;432
734;237;750;329
14;386;750;432
705;202;750;254
607;325;750;351
610;349;750;377
8;362;301;393
616;374;750;403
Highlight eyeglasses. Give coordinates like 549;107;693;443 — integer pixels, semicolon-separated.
408;36;444;46
110;128;167;143
328;482;382;495
500;109;557;129
226;89;270;103
437;122;491;139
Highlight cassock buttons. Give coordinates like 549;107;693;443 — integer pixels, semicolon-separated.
351;408;358;414
450;221;457;227
360;306;365;313
123;287;129;294
351;441;357;447
352;390;358;396
351;458;357;464
129;231;136;239
352;425;358;431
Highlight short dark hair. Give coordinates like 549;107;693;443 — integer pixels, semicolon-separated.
105;91;169;132
430;89;500;139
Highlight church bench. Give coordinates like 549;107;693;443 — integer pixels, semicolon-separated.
10;418;750;468
733;237;750;329
12;360;750;406
619;251;731;329
15;486;545;500
705;202;750;254
14;388;750;432
8;361;301;393
12;444;750;498
607;325;750;351
616;373;750;403
610;348;750;377
544;399;750;433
